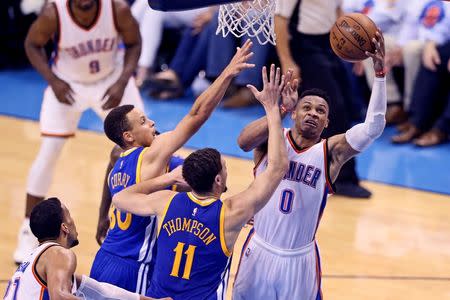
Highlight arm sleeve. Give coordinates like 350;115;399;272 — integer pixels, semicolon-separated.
345;77;387;152
75;275;139;300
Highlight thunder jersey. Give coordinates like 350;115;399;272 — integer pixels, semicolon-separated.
51;0;120;83
3;243;77;300
147;192;231;300
101;147;184;263
253;129;334;249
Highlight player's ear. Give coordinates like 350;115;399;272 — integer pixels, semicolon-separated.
61;223;69;235
123;131;134;144
291;110;296;120
325;118;329;128
215;173;222;186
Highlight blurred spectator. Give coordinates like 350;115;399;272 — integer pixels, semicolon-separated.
205;12;272;108
275;0;371;198
391;2;450;146
345;0;408;124
379;0;449;125
131;0;210;87
146;9;217;99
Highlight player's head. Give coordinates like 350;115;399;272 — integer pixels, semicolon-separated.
182;148;228;195
291;88;330;139
73;0;97;11
30;197;79;248
104;105;157;149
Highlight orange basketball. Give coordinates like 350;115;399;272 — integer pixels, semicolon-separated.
330;13;378;62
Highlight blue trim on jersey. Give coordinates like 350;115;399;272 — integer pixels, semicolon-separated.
140;217;157;263
42;289;50;300
313;186;329;240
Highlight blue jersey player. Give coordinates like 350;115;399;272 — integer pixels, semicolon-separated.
90;40;256;293
112;65;289;299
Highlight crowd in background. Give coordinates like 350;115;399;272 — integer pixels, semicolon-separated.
1;0;449;198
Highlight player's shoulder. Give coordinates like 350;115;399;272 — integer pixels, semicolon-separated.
46;245;76;262
38;1;58;21
112;0;131;12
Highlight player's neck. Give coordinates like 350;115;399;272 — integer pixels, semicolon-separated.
290;129;321;150
38;238;63;247
70;0;99;27
191;191;220;200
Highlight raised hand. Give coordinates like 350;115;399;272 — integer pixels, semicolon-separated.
49;77;76;105
247;64;285;109
223;39;255;77
169;166;188;188
281;69;299;112
366;30;385;75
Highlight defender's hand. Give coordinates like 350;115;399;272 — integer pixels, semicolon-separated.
223;39;255;77
366;30;385;74
50;77;76;105
102;80;127;110
95;216;110;246
169;166;188;187
281;69;299;112
247;64;285;109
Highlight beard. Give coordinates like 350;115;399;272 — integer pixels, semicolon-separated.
70;239;80;248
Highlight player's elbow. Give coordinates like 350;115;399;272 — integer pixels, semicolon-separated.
237;134;252;152
367;114;386;139
111;193;125;211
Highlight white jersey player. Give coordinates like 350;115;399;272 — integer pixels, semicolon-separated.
4;242;77;300
233;33;387;299
4;197;166;300
14;0;143;264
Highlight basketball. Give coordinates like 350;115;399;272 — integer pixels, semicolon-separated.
330;13;378;62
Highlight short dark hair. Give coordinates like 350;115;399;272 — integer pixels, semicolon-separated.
182;148;222;193
299;88;330;105
104;105;135;148
30;197;64;241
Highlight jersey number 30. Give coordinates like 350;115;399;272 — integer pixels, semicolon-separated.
109;207;132;231
170;242;197;280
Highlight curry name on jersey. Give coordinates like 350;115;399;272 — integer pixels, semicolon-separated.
101;147;184;263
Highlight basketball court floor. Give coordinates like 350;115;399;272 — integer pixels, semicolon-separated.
1;116;449;299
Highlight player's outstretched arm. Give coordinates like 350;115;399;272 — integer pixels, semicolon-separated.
237;69;299;154
75;275;172;300
145;41;255;166
223;65;289;249
46;248;79;300
327;31;387;182
112;167;184;216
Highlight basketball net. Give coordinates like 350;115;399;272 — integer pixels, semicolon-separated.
216;0;276;45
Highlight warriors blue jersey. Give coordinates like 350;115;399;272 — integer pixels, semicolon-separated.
101;147;184;262
147;192;231;300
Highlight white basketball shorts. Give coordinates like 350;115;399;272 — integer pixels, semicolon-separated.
233;229;323;300
40;68;144;136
